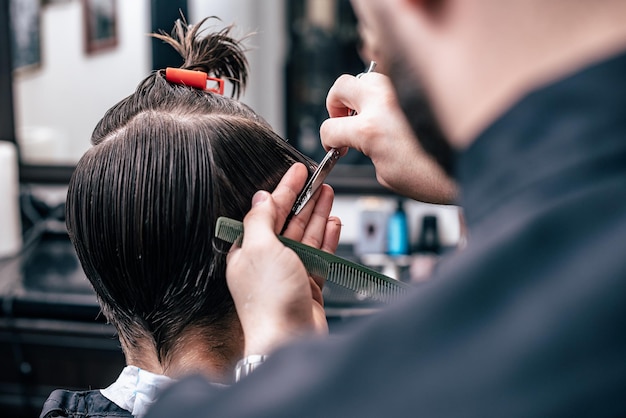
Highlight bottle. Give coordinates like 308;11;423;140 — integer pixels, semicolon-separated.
410;215;441;283
387;199;409;256
416;215;440;254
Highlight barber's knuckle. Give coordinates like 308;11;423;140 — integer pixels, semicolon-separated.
291;216;307;232
303;235;323;249
338;73;353;84
355;121;379;157
380;92;397;110
245;208;273;227
328;75;347;96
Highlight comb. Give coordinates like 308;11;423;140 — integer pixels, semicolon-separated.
215;217;411;304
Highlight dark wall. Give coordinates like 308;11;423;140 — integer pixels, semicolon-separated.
151;0;188;71
0;0;16;144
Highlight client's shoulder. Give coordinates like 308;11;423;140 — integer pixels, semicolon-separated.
40;388;132;418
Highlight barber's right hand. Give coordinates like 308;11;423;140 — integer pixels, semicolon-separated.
226;163;341;357
320;73;457;204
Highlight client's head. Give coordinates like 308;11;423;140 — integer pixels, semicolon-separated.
66;18;315;381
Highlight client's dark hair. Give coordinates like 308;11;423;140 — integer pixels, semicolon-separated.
66;17;315;364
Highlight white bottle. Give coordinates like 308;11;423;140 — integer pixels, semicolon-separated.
0;141;22;258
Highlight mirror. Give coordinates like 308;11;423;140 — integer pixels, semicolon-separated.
4;0;388;192
9;0;151;166
5;0;288;181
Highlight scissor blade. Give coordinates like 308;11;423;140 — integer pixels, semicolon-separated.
292;148;341;215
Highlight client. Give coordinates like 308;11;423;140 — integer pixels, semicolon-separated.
39;18;335;418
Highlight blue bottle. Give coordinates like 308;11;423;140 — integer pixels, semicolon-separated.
387;199;409;256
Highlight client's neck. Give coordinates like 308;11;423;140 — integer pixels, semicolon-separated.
122;323;244;385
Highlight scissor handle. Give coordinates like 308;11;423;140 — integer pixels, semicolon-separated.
349;61;377;116
290;61;377;217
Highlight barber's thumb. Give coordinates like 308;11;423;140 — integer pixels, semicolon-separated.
252;190;270;207
247;190;277;226
239;190;277;248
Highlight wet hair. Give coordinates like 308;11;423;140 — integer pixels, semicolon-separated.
66;17;315;363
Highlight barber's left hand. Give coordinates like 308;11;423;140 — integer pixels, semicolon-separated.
226;163;341;356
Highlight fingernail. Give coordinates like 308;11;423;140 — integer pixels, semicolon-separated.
252;190;269;207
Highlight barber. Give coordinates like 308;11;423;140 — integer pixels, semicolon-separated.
148;0;626;416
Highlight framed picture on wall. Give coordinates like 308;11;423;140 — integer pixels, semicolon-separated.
83;0;117;54
9;0;42;71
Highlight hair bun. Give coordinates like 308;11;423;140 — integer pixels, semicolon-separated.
153;16;249;98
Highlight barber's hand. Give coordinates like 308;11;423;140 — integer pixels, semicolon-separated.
226;163;341;356
321;73;457;204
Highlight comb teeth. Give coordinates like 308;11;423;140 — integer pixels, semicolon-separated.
284;243;331;280
326;260;405;304
215;217;410;304
215;217;244;246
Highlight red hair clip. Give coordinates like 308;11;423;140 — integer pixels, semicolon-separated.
165;67;225;95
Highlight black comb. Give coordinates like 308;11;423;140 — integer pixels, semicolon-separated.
215;217;411;304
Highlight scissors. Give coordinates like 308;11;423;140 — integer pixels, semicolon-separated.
290;61;378;217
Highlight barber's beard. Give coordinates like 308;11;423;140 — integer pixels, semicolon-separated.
386;58;455;177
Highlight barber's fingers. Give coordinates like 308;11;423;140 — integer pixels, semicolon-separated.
282;184;339;298
288;185;341;291
296;184;335;249
228;189;277;260
282;181;333;244
281;185;323;242
268;163;309;233
320;114;370;155
310;214;342;295
322;216;342;254
326;72;388;117
233;162;307;253
323;75;369;155
326;74;362;118
322;72;396;153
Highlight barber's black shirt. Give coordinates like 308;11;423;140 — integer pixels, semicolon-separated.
147;51;626;417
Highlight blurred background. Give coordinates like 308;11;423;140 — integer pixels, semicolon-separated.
0;0;462;416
